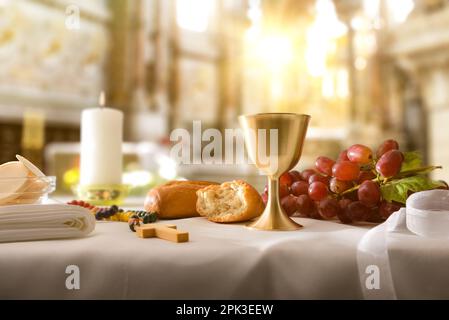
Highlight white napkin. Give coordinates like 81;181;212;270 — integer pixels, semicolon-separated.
0;204;96;243
357;190;449;299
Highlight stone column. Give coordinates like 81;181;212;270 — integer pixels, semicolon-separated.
386;6;449;181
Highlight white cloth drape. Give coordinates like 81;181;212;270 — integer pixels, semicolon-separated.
357;209;405;299
357;196;449;299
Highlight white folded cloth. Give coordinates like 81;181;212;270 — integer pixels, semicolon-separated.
357;190;449;299
0;204;96;243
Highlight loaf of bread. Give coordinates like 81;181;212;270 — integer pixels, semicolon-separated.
144;180;219;219
196;180;264;223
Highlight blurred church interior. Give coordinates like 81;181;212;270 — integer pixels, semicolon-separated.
1;0;449;195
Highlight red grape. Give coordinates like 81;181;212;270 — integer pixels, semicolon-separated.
376;139;399;159
332;161;360;181
357;180;381;207
296;194;315;217
366;208;384;223
379;201;401;219
289;170;302;182
280;172;294;186
345;190;359;201
347;144;373;164
358;170;376;183
337;208;353;224
279;183;290;198
315;156;335;176
345;201;369;222
309;207;323;220
308;181;328;201
329;177;352;194
291;181;309;196
375;150;404;178
281;194;297;216
309;173;330;185
318;198;340;219
339;198;352;211
261;192;268;205
337;149;349;162
301;169;316;182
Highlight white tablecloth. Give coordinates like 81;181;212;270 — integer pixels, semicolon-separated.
2;214;448;300
0;217;369;299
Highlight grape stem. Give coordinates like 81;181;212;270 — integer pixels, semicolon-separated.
339;165;442;197
340;177;380;196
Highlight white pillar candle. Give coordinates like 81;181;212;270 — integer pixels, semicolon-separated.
80;107;123;185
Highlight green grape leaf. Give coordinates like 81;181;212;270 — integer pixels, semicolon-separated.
380;175;445;204
400;151;423;172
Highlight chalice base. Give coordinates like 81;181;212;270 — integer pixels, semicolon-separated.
247;206;303;231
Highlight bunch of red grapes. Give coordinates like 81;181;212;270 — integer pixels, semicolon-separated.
261;139;407;224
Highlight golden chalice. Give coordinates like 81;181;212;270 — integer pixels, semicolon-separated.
239;113;310;231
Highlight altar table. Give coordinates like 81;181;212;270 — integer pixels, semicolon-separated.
0;216;447;299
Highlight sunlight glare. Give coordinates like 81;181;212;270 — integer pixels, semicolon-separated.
176;0;213;32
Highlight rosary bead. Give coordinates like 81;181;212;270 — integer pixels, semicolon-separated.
68;200;158;226
128;215;141;232
104;210;114;218
124;211;134;221
143;212;157;224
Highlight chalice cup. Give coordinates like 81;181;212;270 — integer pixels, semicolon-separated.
239;113;310;231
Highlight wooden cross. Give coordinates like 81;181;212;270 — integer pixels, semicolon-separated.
135;223;189;243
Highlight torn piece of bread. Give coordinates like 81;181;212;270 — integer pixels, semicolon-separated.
196;180;264;223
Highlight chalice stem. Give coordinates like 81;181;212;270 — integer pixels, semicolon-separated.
267;176;279;214
248;176;302;231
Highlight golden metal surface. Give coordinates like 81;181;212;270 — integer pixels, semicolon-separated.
239;113;310;231
75;184;130;206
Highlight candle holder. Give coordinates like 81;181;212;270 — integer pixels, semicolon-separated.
75;184;129;206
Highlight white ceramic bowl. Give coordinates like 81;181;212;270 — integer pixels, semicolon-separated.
406;189;449;238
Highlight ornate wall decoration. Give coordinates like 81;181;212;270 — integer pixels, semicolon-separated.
0;0;110;121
